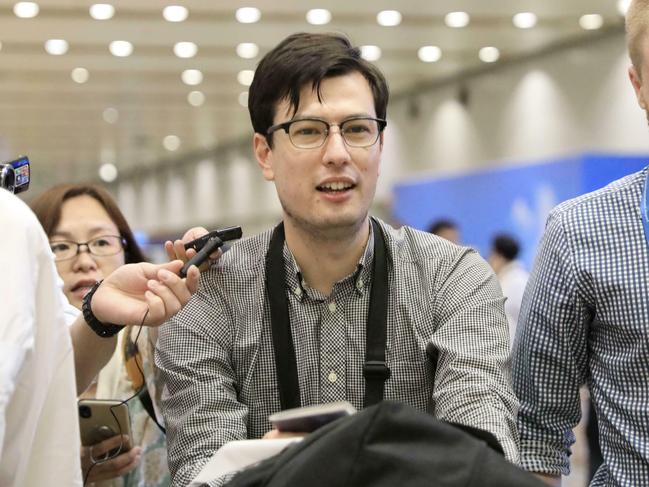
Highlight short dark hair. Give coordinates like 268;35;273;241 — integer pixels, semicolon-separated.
427;219;457;235
30;183;145;264
248;32;389;145
491;234;520;261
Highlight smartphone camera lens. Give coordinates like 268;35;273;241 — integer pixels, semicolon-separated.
79;405;92;418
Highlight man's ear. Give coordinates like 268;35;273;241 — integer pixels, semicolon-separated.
253;133;275;181
629;65;647;110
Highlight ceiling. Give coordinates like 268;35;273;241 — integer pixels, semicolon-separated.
0;0;627;188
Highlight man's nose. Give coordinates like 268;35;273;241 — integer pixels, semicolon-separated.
322;126;351;165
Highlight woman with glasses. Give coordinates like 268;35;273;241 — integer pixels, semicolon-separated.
30;183;170;487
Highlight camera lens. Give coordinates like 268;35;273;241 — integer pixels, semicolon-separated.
79;405;92;418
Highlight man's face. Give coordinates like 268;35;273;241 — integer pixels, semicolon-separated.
253;72;383;237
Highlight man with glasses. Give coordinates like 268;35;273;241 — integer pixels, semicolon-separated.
156;32;518;486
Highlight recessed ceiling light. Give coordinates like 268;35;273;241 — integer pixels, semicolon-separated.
71;67;89;84
445;11;470;28
306;8;331;25
236;42;259;59
109;40;133;57
163;5;188;22
579;14;603;30
360;45;381;61
181;69;203;85
479;46;500;63
513;12;537;29
187;90;205;106
45;39;68;55
103;107;119;124
418;45;442;63
99;163;118;182
89;3;114;20
618;0;632;16
237;69;255;86
238;91;249;108
13;2;39;18
163;135;181;151
236;7;261;24
376;10;401;27
174;41;197;58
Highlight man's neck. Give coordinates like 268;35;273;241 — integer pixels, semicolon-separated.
284;218;371;296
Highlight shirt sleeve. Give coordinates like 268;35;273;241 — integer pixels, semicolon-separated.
429;248;520;463
155;283;248;487
512;210;588;476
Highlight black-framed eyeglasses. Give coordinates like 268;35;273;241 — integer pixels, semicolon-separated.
266;117;387;149
49;235;126;262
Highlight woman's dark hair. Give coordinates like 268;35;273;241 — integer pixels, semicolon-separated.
30;183;145;264
248;32;389;146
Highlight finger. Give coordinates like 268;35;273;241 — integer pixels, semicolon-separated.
158;267;196;304
147;279;182;317
264;430;307;439
209;247;223;261
92;447;141;480
182;226;209;242
173;239;189;263
91;434;130;457
185;265;200;295
144;290;166;326
164;240;176;261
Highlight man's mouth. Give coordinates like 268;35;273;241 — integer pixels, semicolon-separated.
316;182;356;193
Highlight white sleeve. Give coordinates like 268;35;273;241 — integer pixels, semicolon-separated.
0;191;41;456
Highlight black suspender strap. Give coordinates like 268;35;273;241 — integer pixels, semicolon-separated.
265;219;391;411
266;222;302;410
363;219;391;407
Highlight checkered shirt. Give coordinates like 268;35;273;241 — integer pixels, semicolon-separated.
513;167;649;486
156;218;519;486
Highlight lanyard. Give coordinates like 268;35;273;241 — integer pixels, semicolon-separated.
265;218;391;410
642;171;649;249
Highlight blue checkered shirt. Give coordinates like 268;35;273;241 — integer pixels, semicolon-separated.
513;167;649;485
157;218;519;486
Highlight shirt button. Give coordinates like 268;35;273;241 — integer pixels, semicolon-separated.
327;371;338;383
293;286;302;297
356;278;364;290
328;302;337;313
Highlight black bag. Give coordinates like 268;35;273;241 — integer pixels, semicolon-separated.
227;401;543;487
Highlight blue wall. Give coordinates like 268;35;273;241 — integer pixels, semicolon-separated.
392;153;648;268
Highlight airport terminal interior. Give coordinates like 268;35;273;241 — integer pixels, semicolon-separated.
3;1;647;485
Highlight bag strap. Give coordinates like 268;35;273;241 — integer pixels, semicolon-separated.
363;219;391;407
266;222;301;410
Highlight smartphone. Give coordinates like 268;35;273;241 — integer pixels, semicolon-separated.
268;401;357;433
78;399;132;451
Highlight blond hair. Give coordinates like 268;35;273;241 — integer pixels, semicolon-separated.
627;0;649;72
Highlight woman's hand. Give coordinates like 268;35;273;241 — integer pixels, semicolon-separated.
81;434;142;482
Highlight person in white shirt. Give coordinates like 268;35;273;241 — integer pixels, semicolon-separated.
488;233;529;347
0;188;200;487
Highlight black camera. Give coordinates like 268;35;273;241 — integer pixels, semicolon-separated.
0;156;30;194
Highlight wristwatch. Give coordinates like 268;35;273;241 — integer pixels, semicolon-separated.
81;281;124;338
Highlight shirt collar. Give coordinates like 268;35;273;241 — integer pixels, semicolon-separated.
281;220;376;301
